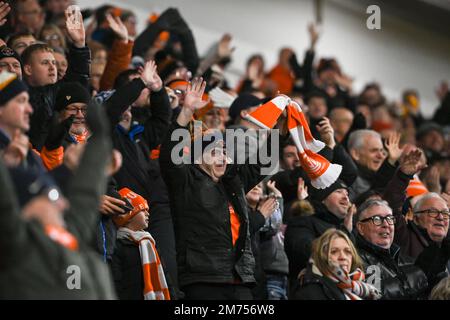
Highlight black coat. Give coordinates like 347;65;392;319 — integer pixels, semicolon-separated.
284;207;354;286
111;84;172;208
291;264;346;300
160;122;275;287
111;238;144;300
349;160;397;202
355;234;429;300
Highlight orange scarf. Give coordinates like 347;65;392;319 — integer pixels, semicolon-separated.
117;228;170;300
244;95;342;189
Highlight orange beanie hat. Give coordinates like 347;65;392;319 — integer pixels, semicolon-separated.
112;188;149;227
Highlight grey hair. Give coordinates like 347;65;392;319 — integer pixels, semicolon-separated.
413;192;446;213
347;129;382;151
356;199;392;221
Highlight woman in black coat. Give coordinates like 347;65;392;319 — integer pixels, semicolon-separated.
292;229;381;300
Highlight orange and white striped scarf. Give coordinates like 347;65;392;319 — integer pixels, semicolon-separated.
406;175;428;198
117;228;171;300
326;264;381;300
244;95;342;189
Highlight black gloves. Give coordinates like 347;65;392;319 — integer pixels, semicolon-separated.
44;114;74;150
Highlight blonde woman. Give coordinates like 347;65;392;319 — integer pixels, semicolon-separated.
292;229;381;300
39;24;67;51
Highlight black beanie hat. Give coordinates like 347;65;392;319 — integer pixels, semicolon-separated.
0;46;22;66
310;179;348;202
228;93;263;122
55;82;91;112
0;71;28;106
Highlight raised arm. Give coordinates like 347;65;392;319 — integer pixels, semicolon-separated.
140;61;172;149
63;8;91;88
99;14;133;91
159;78;208;186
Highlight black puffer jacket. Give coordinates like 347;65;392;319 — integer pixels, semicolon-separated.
355;234;429;300
160;122;275;287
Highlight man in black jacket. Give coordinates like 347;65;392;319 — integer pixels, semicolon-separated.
160;78;279;299
284;179;354;291
355;199;449;299
21;9;91;151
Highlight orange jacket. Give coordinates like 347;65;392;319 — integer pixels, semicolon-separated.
267;64;294;95
99;39;134;91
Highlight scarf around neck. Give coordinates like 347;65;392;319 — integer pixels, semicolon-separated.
117;228;170;300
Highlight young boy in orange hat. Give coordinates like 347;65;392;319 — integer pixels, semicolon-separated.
111;187;170;300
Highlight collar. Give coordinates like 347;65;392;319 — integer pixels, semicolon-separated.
68;131;89;144
356;233;400;259
356;163;376;180
0;128;11;148
409;221;432;246
116;124;144;141
315;207;343;226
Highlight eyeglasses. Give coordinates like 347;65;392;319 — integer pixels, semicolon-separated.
414;209;450;220
65;106;87;115
359;215;396;226
173;89;186;96
44;34;60;41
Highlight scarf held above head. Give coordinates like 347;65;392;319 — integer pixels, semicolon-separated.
117;228;170;300
244;95;342;189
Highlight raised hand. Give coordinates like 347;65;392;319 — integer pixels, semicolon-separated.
316;117;336;149
297;177;309;200
65;6;86;48
399;149;424;176
106;13;128;43
0;1;11;27
217;33;234;59
308;23;320;49
258;196;278;219
385;132;403;166
344;204;356;233
183;77;208;112
140;60;163;92
424;166;442;194
99;195;126;215
2;130;29;167
267;180;282;198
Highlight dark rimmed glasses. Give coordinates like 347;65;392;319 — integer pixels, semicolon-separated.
359;215;396;226
414;209;450;220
